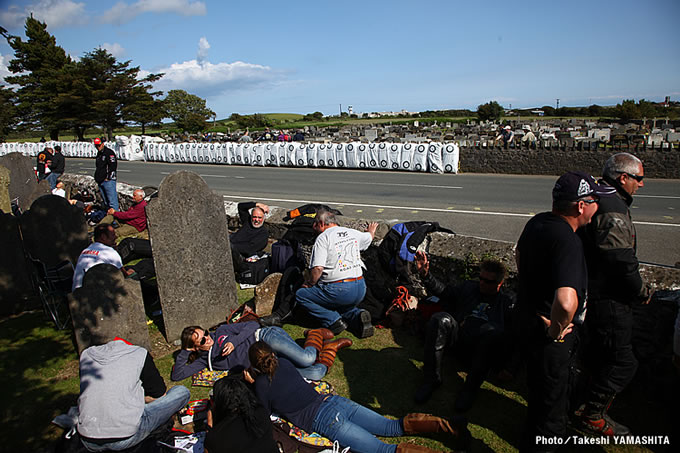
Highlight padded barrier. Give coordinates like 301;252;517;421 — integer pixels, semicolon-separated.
0;140;458;174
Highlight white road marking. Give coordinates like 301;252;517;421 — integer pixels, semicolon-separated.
221;194;680;227
636;194;680;200
82;167;130;172
198;174;228;178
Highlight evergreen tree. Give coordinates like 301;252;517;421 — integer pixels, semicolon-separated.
77;48;163;140
0;86;18;140
5;16;71;139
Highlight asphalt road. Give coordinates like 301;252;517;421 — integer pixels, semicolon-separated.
68;158;680;267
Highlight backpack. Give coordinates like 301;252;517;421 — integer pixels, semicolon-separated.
271;239;303;273
377;221;453;280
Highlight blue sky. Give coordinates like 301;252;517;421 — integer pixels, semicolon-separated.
1;0;679;118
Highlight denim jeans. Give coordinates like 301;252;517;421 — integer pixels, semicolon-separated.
296;279;366;327
312;395;402;453
259;326;327;381
47;172;61;189
98;179;119;211
81;386;190;451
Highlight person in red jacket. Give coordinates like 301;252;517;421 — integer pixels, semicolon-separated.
103;189;148;238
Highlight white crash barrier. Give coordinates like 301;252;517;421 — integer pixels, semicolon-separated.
427;144;444;174
0;139;459;174
442;143;459;173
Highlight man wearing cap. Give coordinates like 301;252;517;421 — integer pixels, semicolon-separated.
94;138;119;211
495;125;514;146
295;209;378;338
516;171;613;450
47;144;65;190
577;153;651;436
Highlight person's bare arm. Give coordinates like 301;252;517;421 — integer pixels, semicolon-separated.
303;266;324;287
255;202;270;214
415;251;429;277
540;287;577;341
366;222;378;239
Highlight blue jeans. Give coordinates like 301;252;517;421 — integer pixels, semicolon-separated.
312;395;402;453
81;385;190;451
47;172;61;189
98;179;119;211
296;279;366;327
259;326;327;381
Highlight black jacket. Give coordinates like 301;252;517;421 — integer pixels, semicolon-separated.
579;177;650;304
50;152;65;174
230;201;269;257
94;146;117;183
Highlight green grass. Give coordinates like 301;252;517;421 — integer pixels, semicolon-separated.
0;293;671;452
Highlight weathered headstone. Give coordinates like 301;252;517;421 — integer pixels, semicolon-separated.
19;195;89;268
0;152;51;212
69;263;150;353
364;129;378;141
146;171;239;342
0;212;34;314
254;272;282;316
0;166;10;213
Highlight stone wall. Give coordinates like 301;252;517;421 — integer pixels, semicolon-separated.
459;145;680;179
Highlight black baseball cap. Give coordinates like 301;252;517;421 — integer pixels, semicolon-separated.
553;171;615;202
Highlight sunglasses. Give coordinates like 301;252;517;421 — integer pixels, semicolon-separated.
619;172;644;182
580;198;598;205
198;329;209;346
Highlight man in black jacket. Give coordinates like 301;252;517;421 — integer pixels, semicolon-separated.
413;253;514;411
230;201;270;273
94;138;119;211
578;153;652;436
47;145;65;189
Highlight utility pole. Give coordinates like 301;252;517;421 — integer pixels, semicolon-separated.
339;104;342;116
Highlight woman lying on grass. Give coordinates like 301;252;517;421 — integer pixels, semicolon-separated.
171;322;351;382
245;341;472;453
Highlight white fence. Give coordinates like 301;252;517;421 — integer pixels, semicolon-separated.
0;139;459;174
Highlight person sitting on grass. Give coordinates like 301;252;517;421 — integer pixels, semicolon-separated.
245;341;472;453
171;323;351;382
204;375;279;453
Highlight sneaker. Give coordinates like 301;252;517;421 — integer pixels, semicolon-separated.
353;309;374;339
579;414;631;437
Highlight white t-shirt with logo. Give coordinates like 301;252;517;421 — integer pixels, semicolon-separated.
310;226;373;283
72;242;124;291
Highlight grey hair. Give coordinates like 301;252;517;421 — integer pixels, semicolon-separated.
603;153;642;180
315;209;337;226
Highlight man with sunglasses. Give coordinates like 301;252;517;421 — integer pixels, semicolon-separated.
516;171;613;451
412;255;514;411
577;153;652;437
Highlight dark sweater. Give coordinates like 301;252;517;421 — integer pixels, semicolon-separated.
230;201;269;257
170;322;260;381
204;405;278;453
254;358;323;433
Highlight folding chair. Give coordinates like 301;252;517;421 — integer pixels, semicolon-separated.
28;255;74;330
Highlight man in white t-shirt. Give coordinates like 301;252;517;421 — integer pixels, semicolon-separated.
296;210;378;337
72;223;129;291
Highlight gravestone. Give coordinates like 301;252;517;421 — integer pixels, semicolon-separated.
146;171;239;342
0;212;34;314
19;195;89;268
254;272;282;316
69;264;150;353
0;166;10;213
0;152;51;212
364;129;378;141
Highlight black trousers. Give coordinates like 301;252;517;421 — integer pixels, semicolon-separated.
585;299;637;395
521;322;580;452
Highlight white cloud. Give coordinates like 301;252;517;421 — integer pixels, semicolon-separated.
146;37;283;98
152;59;281;97
0;54;13;85
102;0;206;25
197;37;210;64
0;0;87;30
102;42;125;58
